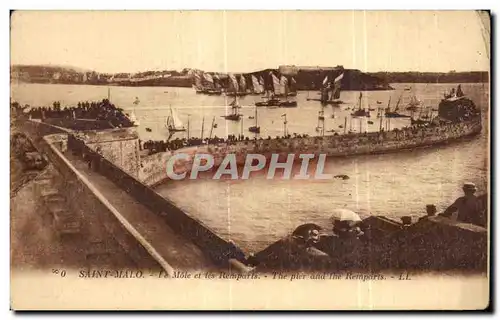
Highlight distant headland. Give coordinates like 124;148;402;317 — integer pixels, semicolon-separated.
11;64;488;91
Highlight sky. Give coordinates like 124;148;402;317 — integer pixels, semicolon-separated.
10;10;490;74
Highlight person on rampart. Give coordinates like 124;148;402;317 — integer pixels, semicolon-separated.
246;224;330;270
440;183;487;227
313;209;369;269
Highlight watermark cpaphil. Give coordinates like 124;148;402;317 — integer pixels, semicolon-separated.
165;153;333;180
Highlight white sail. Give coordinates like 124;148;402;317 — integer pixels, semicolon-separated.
280;75;288;96
168;107;184;130
213;73;221;88
271;73;281;95
239;75;247;92
172;108;183;128
129;111;140;126
251;75;261;93
194;72;203;89
203;73;215;88
229;74;239;92
322;75;329;87
330;73;344;100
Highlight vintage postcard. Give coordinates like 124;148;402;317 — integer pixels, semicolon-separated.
10;10;490;310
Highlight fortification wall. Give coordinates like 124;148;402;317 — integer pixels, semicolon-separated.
68;136;243;266
139;117;482;185
76;127;141;179
138;151;173;186
20;120;162;269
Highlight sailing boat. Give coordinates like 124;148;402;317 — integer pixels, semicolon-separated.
127;96;140;126
327;73;344;105
166;107;186;132
238;75;248;96
226;74;246;97
405;87;422;111
351;92;370;117
193;71;205;94
129;111;139;126
204;73;222;95
223;96;242;121
288;77;298;97
385;93;411;118
308;73;344;105
250;75;265;95
248;105;260;133
279;75;298;107
255;72;282;107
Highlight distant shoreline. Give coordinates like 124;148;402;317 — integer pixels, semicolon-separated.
11;79;489;89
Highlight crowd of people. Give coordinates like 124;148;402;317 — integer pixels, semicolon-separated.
23;99;134;128
140;133;312;155
244;182;487;271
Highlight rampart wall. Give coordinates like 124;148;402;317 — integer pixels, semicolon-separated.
139;117;483;186
21;120;163;270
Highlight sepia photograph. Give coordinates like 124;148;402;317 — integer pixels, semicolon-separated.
9;9;491;310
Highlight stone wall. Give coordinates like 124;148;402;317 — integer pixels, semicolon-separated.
77;127;141;179
68;136;243;266
22;120;141;179
20;120;162;269
138;117;483;184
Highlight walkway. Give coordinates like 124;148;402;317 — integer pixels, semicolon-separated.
60;147;214;272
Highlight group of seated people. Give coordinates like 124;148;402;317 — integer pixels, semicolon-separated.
23;99;134;128
242;182;487;271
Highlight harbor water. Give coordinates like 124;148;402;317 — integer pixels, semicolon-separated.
11;82;489;253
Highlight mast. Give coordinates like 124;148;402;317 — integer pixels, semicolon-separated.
255;105;258;127
282;113;288;136
201;116;205;141
209;116;215;139
394;93;402;112
107;87;111;101
379;109;384;132
344;117;347;134
187;114;191;139
284;76;289;98
322;114;325;137
358;92;363;110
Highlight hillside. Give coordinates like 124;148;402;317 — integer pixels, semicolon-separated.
368;71;489;84
11;64;486;90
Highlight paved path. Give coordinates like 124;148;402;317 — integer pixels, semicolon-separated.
61;149;214;271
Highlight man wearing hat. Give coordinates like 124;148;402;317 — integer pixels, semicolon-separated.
441;183;486;227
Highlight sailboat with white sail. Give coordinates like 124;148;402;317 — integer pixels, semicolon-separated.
250;75;265;95
226;74;246;97
204;73;222;95
193;71;205;94
239;75;248;95
308;73;344;105
166;107;186;132
278;75;298;107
